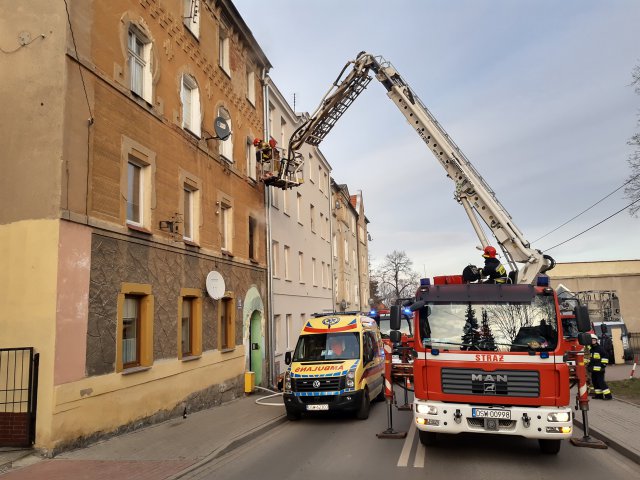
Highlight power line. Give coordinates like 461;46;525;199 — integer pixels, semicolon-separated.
533;174;639;243
64;0;93;121
543;197;640;252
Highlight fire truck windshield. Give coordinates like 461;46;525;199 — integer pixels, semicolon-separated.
419;296;558;352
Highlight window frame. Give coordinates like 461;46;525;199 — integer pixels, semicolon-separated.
183;0;200;38
127;26;152;103
219;28;230;75
117;283;154;373
179;289;202;359
181;74;201;137
219;294;236;350
218;107;233;162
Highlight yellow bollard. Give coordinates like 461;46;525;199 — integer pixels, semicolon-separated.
244;371;255;393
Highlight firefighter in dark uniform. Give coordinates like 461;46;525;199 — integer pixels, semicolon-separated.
589;333;612;399
479;246;508;284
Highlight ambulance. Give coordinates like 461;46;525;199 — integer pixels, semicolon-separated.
282;312;385;420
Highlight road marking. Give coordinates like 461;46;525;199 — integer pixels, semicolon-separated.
397;422;416;467
413;438;425;468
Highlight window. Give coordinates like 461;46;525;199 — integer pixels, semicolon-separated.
183;0;200;38
333;234;337;258
308;155;315;183
271;188;279;209
218;107;233;162
296;193;302;224
352;249;357;268
127;27;152;103
326;264;331;289
127;160;143;226
344;238;349;262
321;261;325;288
246;67;255;105
312;257;317;286
122;295;141;368
181;74;201;137
272;240;279;278
280;117;286;156
354;283;359;306
323;172;328;196
246;137;257;180
310;204;315;233
249;216;257;260
298;251;304;283
274;314;282;354
179;289;202;359
219;296;235;350
359;225;364;243
117;283;153;372
284;245;290;280
220;202;232;252
319;212;324;239
286;314;292;350
283;189;289;215
219;28;230;75
181;297;193;356
183;185;195;242
122;138;154;231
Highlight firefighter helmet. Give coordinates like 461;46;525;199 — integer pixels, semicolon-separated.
483;246;497;258
590;333;598;341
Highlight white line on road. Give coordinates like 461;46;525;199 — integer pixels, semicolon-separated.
397;422;416;467
413;437;425;468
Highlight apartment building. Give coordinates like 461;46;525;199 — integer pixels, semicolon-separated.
332;182;371;313
265;80;334;379
1;0;270;452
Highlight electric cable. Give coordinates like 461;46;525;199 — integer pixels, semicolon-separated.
543;196;640;252
0;33;46;54
533;174;640;243
63;0;93;121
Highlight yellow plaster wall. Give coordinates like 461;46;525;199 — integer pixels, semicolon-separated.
0;219;60;447
49;348;246;450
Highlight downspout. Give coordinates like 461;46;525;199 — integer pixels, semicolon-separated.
329;182;336;312
262;70;276;389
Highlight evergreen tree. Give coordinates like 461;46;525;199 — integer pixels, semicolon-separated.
461;304;481;350
479;309;497;351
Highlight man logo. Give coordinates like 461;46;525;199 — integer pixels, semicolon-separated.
313;380;321;388
484;383;496;394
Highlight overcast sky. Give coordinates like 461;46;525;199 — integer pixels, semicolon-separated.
235;0;640;278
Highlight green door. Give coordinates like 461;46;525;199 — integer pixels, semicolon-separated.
250;311;262;386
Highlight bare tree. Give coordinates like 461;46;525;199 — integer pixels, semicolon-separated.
485;304;535;344
625;63;640;216
372;250;420;306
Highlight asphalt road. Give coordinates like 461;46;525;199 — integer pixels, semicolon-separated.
182;397;639;480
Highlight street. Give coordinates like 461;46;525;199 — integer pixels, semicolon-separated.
183;398;640;480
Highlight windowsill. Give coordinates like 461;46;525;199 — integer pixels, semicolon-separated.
285;279;292;283
219;65;231;79
246;97;256;108
127;223;152;235
184;25;200;42
220;347;235;353
249;258;259;264
183;239;200;248
121;365;152;375
181;354;201;362
221;249;234;258
183;127;202;140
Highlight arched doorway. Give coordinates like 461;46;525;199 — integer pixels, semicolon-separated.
249;311;263;386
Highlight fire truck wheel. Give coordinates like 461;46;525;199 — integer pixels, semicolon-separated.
286;409;301;421
418;430;437;446
538;439;561;454
355;389;371;420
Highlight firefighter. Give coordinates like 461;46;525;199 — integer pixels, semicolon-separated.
589;333;612;400
479;246;508;284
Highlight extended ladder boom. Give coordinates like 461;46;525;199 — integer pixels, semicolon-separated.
272;52;553;284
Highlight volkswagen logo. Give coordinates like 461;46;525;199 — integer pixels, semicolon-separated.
322;317;340;326
313;380;321;388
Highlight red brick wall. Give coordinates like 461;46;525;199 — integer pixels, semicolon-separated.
0;412;30;447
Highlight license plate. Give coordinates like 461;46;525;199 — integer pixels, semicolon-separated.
472;408;510;419
306;404;329;411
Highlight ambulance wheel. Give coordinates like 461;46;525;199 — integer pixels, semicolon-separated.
355;389;371;420
538;439;561;454
418;430;437;446
286;409;301;421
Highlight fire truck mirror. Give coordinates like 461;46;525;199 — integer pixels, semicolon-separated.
390;330;402;344
574;305;591;333
390;305;402;331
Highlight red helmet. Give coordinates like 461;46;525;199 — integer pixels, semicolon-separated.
483;246;497;258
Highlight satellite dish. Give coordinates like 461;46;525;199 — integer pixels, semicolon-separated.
205;271;225;300
214;117;231;141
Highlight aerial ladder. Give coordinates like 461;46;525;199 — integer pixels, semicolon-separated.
259;51;554;284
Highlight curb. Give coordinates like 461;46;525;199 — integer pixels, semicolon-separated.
0;450;35;475
167;414;288;479
573;418;640;466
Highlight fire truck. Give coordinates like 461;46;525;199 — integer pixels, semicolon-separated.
258;52;595;454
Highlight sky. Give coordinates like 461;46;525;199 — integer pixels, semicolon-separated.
234;0;640;278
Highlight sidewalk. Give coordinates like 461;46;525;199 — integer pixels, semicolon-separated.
0;391;287;479
1;365;638;478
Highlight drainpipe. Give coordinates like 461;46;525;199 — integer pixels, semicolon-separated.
329;183;336;312
262;71;276;389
